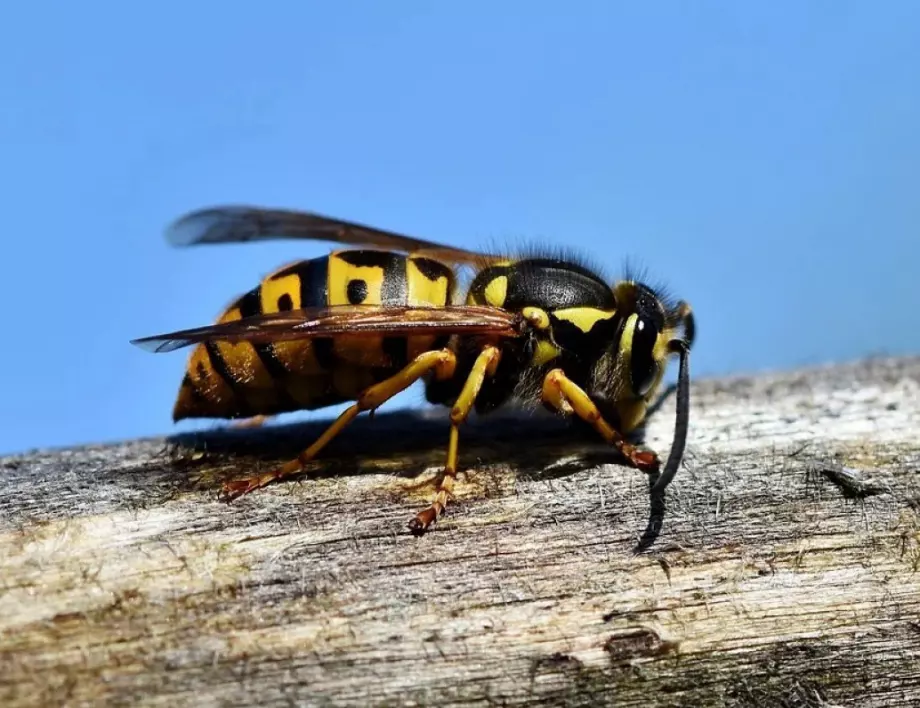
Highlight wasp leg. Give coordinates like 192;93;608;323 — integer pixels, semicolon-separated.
230;414;273;430
541;368;660;472
408;344;501;535
221;348;458;500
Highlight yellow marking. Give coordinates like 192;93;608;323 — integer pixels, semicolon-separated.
211;305;277;412
411;345;501;533
522;306;550;330
553;307;617;333
531;339;561;367
271;340;325;377
406;257;452;360
177;297;283;419
612;280;640;311
616;313;673;406
483;276;508;308
261;272;302;311
619;312;666;402
215;307;273;384
181;346;235;411
618;313;638;360
327;253;387;306
407;258;450;306
328;252;392;367
260;268;326;376
221;349;457;499
644;327;675;402
654;324;679;363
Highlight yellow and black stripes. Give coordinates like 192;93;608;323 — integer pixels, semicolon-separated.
467;258;617;311
174;250;455;421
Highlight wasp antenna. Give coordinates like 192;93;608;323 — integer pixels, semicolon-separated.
650;339;690;496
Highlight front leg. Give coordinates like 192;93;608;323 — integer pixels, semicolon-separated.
541;368;660;472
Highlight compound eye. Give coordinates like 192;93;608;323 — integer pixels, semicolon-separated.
630;316;659;397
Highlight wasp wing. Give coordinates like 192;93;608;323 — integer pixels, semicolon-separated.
166;205;500;265
131;304;521;354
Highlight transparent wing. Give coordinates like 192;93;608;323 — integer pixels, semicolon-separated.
131;304;522;354
166;205;501;265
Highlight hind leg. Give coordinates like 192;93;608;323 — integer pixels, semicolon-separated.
221;348;457;500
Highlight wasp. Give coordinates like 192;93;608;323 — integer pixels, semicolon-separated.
133;206;694;535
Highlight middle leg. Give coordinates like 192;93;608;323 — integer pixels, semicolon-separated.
408;344;502;535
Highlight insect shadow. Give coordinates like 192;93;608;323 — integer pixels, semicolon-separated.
165;404;673;550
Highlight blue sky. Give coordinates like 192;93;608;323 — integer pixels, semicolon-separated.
2;1;918;454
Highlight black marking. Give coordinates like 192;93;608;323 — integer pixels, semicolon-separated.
469;265;509;304
235;289;261;317
550;312;622;358
181;362;250;419
347;279;369;305
267;257;336;375
271;256;330;309
430;334;451;352
411;256;453;283
278;293;293;311
336;250;399;269
471;259;615;312
313;338;337;369
234;288;294;385
204;341;242;390
304;256;331;308
633;283;666;331
629;316;659;396
382;336;409;368
336;250;407;305
202;341;255;417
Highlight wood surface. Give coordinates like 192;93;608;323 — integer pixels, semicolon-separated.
2;356;920;707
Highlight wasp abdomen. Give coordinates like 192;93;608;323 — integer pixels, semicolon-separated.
173;250;455;421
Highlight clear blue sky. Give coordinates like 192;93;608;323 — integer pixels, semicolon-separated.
2;1;918;454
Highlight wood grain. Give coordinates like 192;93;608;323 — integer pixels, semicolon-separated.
2;356;920;707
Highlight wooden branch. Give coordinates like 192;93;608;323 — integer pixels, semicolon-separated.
3;356;920;707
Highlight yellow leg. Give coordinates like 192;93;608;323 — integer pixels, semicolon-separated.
221;348;457;500
408;345;501;535
541;368;660;472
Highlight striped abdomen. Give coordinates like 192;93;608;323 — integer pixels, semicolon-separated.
173;250;456;421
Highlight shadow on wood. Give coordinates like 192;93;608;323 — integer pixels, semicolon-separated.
160;403;672;551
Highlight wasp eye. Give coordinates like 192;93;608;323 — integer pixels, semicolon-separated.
630;316;659;397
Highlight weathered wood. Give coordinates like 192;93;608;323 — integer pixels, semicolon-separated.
2;356;920;707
